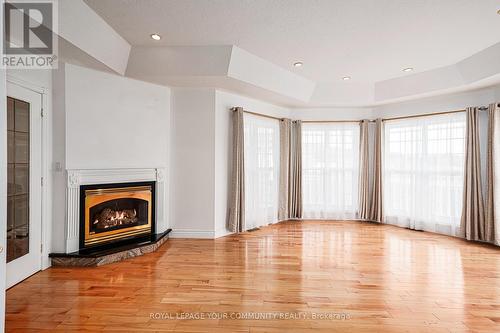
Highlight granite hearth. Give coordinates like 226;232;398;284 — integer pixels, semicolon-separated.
49;229;171;267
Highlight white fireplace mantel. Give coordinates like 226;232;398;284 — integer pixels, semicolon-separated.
65;168;168;253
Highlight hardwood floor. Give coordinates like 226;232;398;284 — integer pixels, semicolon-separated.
5;221;500;332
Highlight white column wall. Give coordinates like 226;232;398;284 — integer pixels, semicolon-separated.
170;88;217;238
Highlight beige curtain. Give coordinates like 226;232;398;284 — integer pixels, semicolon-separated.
358;120;370;219
278;119;291;220
228;107;245;232
460;107;486;241
289;120;303;218
369;119;383;222
486;103;500;245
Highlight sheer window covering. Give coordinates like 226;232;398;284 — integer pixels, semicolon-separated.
244;114;280;230
302;123;360;219
383;113;466;236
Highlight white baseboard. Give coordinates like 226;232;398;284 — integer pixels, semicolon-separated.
215;228;234;238
42;254;51;270
170;229;216;239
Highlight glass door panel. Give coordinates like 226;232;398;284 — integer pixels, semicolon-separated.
6;81;42;289
6;97;30;263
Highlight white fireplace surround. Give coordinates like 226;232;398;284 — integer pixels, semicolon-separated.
65;168;168;253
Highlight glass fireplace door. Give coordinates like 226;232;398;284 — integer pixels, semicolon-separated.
6;82;42;288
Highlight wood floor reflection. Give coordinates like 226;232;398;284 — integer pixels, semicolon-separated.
6;221;500;332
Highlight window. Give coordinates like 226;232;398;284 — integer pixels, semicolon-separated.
244;114;280;229
302;123;360;219
383;113;466;236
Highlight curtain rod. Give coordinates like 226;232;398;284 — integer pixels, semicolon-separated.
302;120;361;123
231;104;499;124
280;109;471;124
381;109;466;122
230;107;284;121
381;105;495;122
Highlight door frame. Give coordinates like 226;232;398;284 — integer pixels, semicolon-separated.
6;75;51;271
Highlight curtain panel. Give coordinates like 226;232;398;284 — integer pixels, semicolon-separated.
278;119;291;220
228;107;245;233
369;119;383;222
460;107;486;241
289;120;303;218
358;120;371;220
487;103;500;245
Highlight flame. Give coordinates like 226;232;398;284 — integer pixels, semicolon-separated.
93;208;138;229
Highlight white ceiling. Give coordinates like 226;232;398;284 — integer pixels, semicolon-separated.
85;0;500;84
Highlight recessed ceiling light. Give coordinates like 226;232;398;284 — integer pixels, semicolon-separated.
293;61;303;67
150;34;161;41
403;67;414;72
342;76;351;81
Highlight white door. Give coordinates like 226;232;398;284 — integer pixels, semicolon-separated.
0;68;7;333
5;82;43;289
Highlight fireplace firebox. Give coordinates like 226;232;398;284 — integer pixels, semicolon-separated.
79;181;156;251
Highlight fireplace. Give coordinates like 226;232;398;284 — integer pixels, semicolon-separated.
79;181;156;251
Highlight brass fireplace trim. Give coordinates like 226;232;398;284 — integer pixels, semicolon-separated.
84;185;152;247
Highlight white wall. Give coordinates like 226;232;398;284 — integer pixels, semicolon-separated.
291;107;374;121
64;64;171;169
495;85;500;100
214;90;290;237
170;88;217;238
51;65;67;253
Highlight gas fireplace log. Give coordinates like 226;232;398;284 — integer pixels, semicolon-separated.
94;208;138;229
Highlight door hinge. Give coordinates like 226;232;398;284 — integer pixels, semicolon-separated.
41;177;44;186
40;244;43;253
41;108;44;118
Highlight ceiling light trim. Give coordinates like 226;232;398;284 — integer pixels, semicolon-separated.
150;33;161;41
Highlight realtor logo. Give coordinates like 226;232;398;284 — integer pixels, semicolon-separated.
2;0;58;69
